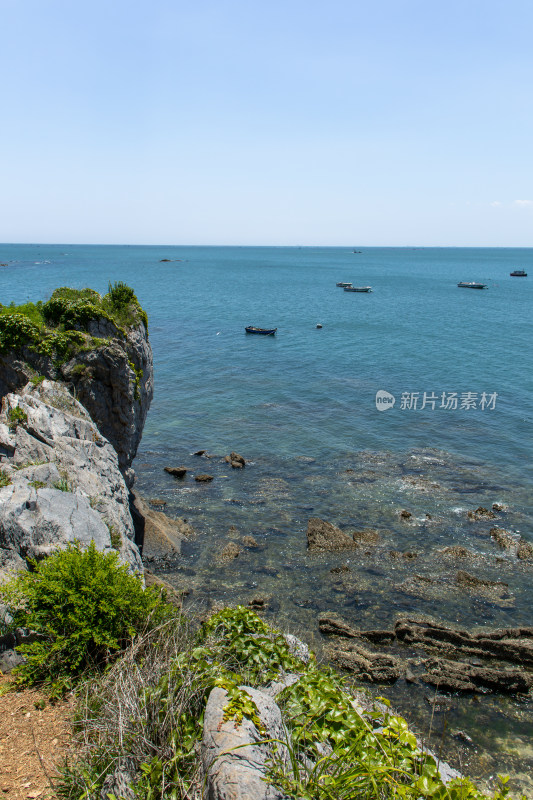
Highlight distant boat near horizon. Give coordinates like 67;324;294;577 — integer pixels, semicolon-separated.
457;282;488;289
510;270;527;277
344;286;372;292
336;282;352;287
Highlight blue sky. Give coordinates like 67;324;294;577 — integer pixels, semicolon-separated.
1;0;532;245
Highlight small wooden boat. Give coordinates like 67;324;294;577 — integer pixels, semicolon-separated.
245;326;277;335
510;270;527;277
344;286;372;292
336;282;352;287
457;282;488;289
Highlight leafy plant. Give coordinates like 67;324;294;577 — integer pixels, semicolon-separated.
8;406;27;430
52;477;72;492
29;480;46;489
0;541;172;694
108;281;136;308
0;469;12;488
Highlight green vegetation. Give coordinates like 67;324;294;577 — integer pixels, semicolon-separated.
7;406;27;430
49;603;518;800
107;523;122;550
52;477;72;492
28;480;46;489
0;541;171;698
0;283;148;365
0;469;12;488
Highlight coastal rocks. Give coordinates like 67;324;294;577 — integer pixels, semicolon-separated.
421;657;533;694
132;493;193;560
0;382;142;574
394;619;533;666
216;542;241;564
517;539;533;560
164;466;187;478
202;685;288;800
326;641;401;683
467;506;496;521
225;452;246;468
319;615;395;644
399;510;412;519
195;474;214;482
242;535;259;548
306;518;357;552
352;528;380;545
455;570;514;605
0;310;153;478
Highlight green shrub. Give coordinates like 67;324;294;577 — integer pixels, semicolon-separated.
0;541;172;695
8;406;27;430
107;281;136;308
52;477;72;492
0;469;12;488
0;313;40;352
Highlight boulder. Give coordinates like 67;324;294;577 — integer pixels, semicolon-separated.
399;510;412;519
132;493;192;559
195;474;214;483
202;686;288;800
164;466;187;478
467;506;496;521
306;518;357;552
242;535;259;548
517;538;533;560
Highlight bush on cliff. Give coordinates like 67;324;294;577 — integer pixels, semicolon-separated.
0;283;148;361
0;541;172;696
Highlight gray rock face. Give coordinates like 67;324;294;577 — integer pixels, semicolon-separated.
0;381;142;575
0;320;153;476
62;323;153;474
202;686;289;800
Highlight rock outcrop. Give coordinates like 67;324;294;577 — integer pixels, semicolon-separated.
0;380;142;577
0;293;153;478
202;686;288;800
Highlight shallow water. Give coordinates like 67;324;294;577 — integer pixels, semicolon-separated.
1;244;532;792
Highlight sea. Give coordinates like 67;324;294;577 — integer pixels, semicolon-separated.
1;244;532;793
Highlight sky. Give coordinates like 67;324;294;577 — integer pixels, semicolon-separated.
1;0;533;246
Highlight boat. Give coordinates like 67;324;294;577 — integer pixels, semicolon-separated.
336;282;352;287
510;270;527;277
245;326;277;335
457;282;488;289
344;286;372;292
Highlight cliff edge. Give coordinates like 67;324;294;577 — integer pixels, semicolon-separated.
0;283;153;577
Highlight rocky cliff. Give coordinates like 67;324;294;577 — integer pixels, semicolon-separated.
0;285;153;578
0;285;153;479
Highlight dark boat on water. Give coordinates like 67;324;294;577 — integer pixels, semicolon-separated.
245;326;277;335
457;282;488;289
510;270;527;277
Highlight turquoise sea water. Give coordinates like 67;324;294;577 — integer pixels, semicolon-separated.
1;244;533;790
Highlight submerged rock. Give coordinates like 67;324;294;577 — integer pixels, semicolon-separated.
326;641;401;683
422;657;533;694
195;474;214;482
216;542;241;564
306;517;357;552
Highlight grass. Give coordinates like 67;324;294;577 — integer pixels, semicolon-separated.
0;469;12;488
